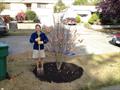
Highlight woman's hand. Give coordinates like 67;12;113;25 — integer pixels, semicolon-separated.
38;41;43;45
35;37;40;42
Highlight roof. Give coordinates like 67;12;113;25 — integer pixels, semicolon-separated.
70;5;97;12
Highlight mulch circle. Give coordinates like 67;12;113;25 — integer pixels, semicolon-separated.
33;62;84;83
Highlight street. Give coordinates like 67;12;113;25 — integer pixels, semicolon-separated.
0;36;32;55
0;26;120;55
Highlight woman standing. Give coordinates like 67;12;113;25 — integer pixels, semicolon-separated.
30;24;48;73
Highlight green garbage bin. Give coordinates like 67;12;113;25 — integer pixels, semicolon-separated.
0;42;8;81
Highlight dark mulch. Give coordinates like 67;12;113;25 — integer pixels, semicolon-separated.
33;62;84;83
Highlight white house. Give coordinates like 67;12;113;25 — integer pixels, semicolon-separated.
0;0;74;26
0;0;97;23
0;0;58;17
63;5;97;22
73;5;97;22
0;0;59;27
0;0;74;16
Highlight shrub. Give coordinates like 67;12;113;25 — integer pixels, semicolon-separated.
117;19;120;24
33;17;40;23
88;13;100;24
25;10;36;21
16;11;26;23
10;17;14;21
2;15;11;23
100;16;119;25
76;15;81;23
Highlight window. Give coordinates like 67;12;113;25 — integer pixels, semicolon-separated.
37;3;47;8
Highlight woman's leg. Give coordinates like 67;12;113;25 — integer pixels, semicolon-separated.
39;58;44;69
33;50;40;71
35;58;41;72
39;50;45;70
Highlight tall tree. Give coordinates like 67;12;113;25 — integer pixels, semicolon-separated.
0;3;5;12
73;0;88;5
88;0;101;5
54;0;66;13
97;0;120;24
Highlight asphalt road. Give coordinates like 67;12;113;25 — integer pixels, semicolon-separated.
0;36;32;55
0;26;120;55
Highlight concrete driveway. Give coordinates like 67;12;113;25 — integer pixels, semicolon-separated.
64;24;120;55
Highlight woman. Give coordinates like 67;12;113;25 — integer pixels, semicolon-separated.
30;24;48;73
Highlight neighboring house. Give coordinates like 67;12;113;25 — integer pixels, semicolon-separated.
0;1;97;23
64;5;97;22
0;0;74;17
0;0;59;18
0;0;59;27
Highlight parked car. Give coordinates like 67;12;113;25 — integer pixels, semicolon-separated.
62;11;77;25
111;33;120;45
62;18;77;25
0;17;8;35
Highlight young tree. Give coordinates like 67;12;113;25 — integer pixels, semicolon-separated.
46;22;81;70
97;0;120;24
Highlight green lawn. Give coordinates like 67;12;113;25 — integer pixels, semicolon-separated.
95;28;120;34
8;29;34;36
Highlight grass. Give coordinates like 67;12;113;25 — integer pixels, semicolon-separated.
0;51;120;90
0;29;34;38
2;29;50;36
67;52;120;90
8;29;35;36
94;28;120;34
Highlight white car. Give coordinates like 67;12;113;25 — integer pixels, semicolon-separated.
0;17;8;35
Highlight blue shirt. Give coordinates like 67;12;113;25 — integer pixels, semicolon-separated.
30;31;48;50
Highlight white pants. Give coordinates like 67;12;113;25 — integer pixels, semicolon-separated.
32;49;45;59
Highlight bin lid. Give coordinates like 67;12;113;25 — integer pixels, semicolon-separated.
0;42;8;48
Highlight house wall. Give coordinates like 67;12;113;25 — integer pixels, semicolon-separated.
10;3;27;11
6;3;54;18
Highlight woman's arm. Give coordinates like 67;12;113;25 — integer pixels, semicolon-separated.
30;33;35;43
43;33;49;44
